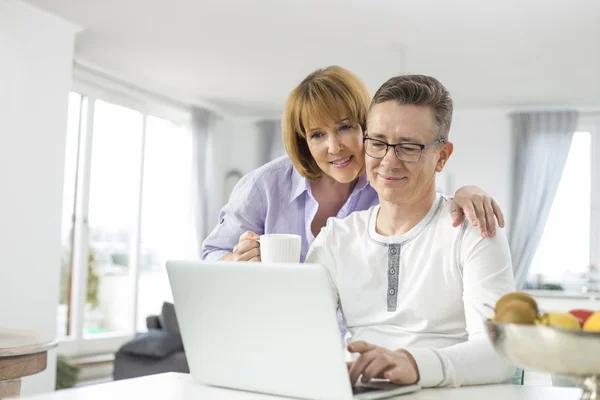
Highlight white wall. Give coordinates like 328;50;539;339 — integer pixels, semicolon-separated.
205;118;262;223
445;108;514;228
204;118;231;229
0;1;79;395
229;119;262;176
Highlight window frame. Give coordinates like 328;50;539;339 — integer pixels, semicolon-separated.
59;69;194;357
526;117;600;285
585;118;600;270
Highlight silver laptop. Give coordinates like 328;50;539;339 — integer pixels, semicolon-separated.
166;261;420;400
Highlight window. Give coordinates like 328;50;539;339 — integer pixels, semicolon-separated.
57;83;197;355
136;116;196;331
57;93;84;338
527;127;600;289
86;100;144;335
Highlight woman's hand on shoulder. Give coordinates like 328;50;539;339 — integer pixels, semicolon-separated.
451;185;505;238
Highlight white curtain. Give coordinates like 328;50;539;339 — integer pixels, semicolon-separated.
256;120;284;165
191;107;218;255
509;111;579;288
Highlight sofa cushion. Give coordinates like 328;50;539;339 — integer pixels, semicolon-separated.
113;348;189;380
159;302;181;335
119;329;183;359
146;315;162;330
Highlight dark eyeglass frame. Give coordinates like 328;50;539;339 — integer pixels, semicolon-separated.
363;137;446;162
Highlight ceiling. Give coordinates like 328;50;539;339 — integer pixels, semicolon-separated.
26;0;600;117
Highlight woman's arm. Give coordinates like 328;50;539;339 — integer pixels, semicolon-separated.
201;175;266;261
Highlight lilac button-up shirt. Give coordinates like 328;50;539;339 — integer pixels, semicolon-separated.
202;156;379;261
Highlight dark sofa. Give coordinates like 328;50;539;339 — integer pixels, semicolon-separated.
113;302;189;380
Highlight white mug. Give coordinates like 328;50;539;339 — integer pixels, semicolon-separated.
259;234;301;263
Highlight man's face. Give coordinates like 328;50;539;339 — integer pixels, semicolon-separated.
366;101;452;204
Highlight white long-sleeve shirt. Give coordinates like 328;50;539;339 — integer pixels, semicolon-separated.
305;193;516;388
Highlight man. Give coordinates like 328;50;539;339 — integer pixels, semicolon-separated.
305;75;515;388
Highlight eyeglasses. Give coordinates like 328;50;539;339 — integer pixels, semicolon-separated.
363;137;446;162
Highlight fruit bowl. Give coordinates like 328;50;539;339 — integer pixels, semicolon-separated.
486;320;600;399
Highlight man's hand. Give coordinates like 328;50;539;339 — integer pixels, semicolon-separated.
346;341;419;386
451;185;505;238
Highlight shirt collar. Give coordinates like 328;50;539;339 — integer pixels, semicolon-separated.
353;173;370;194
289;168;310;204
289;170;370;204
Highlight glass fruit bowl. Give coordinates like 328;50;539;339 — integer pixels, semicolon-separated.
486;320;600;399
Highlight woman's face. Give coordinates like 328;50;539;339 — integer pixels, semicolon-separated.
304;116;365;184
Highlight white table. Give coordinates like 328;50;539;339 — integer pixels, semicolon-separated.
19;372;583;400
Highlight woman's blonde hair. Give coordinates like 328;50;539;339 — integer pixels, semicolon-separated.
282;66;371;180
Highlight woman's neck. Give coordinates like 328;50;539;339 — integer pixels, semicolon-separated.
310;174;358;204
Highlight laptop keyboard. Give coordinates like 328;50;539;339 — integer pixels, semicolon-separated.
352;385;384;395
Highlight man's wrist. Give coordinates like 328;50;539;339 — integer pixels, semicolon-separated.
396;349;420;384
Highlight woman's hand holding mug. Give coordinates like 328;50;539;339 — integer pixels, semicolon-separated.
232;232;301;263
232;231;261;261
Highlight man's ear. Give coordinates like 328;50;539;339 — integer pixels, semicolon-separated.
436;141;453;172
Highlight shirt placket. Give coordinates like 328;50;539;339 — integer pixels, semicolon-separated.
337;191;357;219
305;191;319;245
387;244;400;312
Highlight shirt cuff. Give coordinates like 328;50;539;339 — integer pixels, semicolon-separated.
404;347;444;388
203;249;230;261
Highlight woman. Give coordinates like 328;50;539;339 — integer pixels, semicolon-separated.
202;66;504;262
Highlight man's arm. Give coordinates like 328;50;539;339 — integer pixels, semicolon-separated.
404;225;516;387
305;222;339;309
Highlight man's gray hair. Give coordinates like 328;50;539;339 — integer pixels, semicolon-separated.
370;75;453;140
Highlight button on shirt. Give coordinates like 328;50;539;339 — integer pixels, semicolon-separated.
305;194;516;387
201;156;378;261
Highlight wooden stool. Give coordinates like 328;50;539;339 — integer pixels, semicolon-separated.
0;329;57;398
